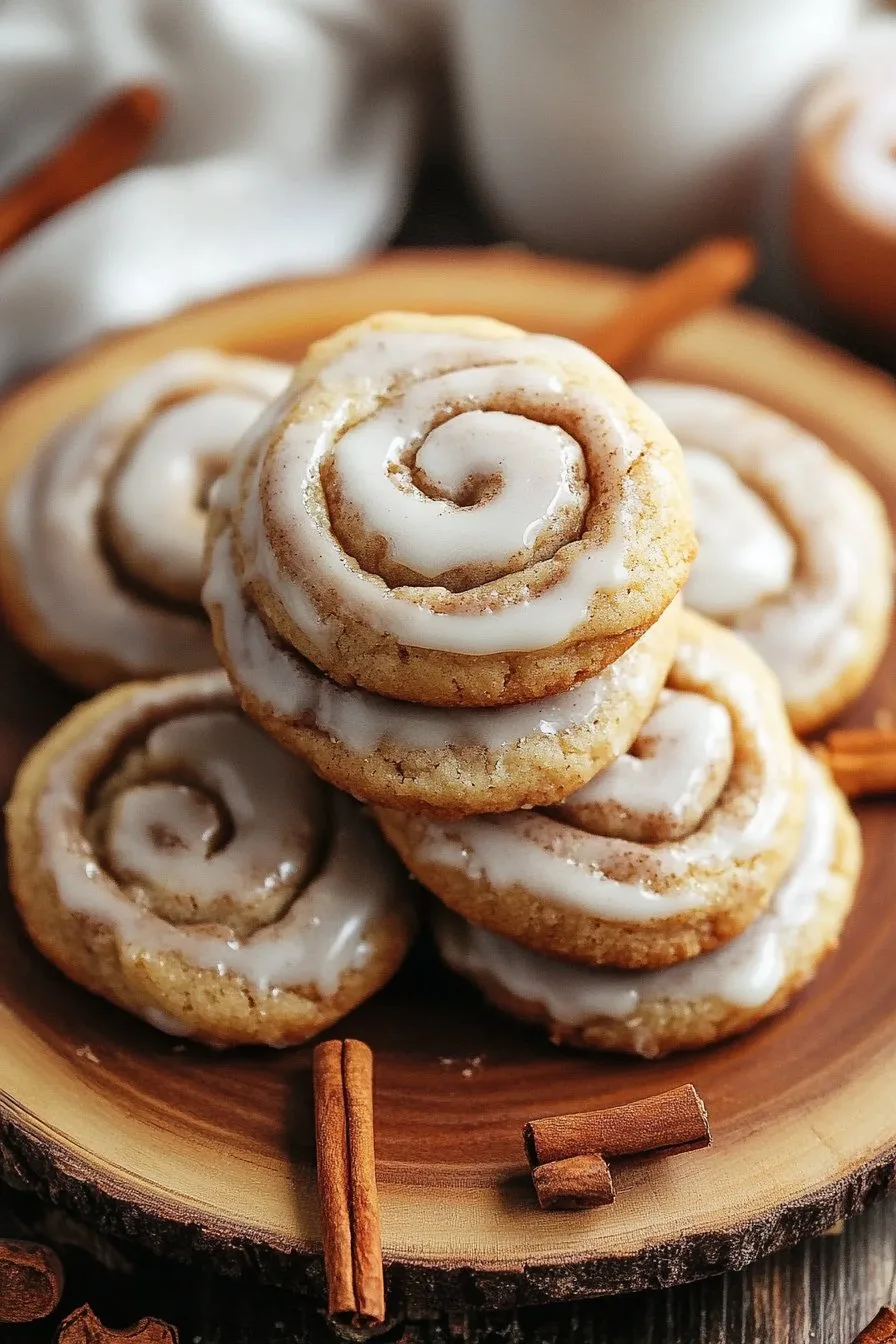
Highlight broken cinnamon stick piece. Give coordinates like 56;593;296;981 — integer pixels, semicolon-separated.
524;1084;711;1168
852;1306;896;1344
0;1238;64;1323
313;1038;386;1328
531;1154;615;1211
55;1304;178;1343
591;236;757;374
0;85;164;256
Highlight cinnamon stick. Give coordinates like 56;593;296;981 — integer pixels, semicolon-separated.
313;1038;385;1328
0;85;164;256
55;1304;178;1343
0;1238;64;1323
826;728;896;753
814;727;896;799
592;236;757;374
524;1084;711;1168
852;1307;896;1344
531;1154;615;1211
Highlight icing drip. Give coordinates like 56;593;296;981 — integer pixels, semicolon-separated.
557;689;734;843
6;350;290;674
636;380;887;704
230;327;657;657
435;752;835;1023
203;528;676;753
408;618;795;921
38;674;406;998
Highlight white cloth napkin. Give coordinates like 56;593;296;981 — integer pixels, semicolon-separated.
0;0;442;383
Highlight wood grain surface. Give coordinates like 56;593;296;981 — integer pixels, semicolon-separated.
1;250;895;1322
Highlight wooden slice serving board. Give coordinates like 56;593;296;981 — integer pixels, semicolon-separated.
1;248;896;1315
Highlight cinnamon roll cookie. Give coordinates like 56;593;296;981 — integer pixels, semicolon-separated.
0;349;291;688
635;381;893;734
206;311;695;710
434;750;860;1057
205;510;679;814
5;672;415;1047
377;614;806;970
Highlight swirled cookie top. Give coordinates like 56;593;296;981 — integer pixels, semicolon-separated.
38;673;405;994
6;350;290;673
436;751;837;1020
224;315;681;658
634;380;892;705
556;688;735;843
402;614;797;922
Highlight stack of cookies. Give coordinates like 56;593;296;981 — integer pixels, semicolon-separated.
398;615;861;1057
202;312;694;817
201;311;862;1057
1;311;873;1054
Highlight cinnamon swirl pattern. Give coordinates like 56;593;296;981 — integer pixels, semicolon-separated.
0;349;291;688
5;671;415;1046
377;614;807;970
635;382;893;733
435;751;860;1057
206;311;695;712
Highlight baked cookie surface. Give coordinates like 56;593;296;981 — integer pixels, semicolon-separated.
208;311;696;709
5;671;415;1047
434;751;860;1057
0;349;290;688
378;613;806;969
635;380;894;733
205;515;681;815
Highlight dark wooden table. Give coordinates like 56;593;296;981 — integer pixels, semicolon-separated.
3;1180;895;1343
2;157;894;1344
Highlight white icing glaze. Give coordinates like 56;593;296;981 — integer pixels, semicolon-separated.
203;527;676;753
103;712;324;930
334;402;586;583
307;328;613;393
683;448;795;618
435;752;836;1023
38;673;406;998
107;390;279;602
6;350;290;675
635;380;891;705
408;619;795;921
560;689;734;842
420;817;707;919
229;327;657;657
